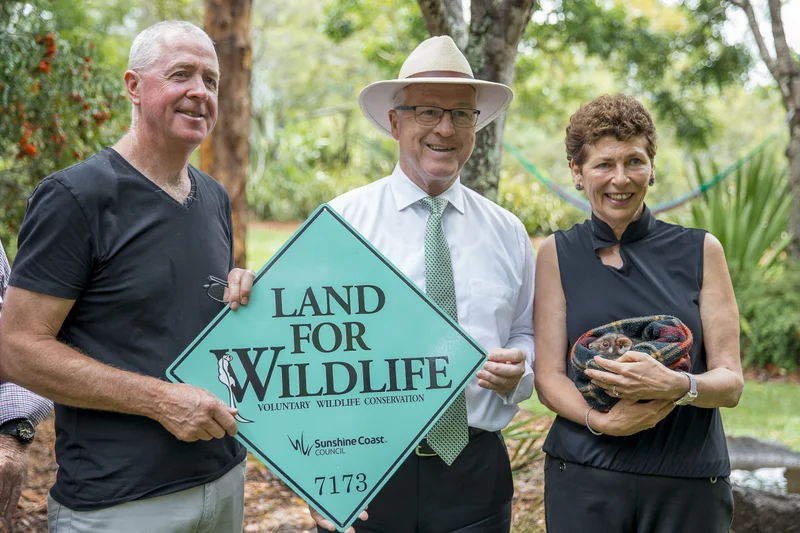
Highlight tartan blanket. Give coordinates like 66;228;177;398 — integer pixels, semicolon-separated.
571;315;693;412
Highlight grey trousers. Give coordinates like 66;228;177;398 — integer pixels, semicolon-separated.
48;460;246;533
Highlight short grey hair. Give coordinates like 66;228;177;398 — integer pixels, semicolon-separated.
128;21;214;71
392;87;408;108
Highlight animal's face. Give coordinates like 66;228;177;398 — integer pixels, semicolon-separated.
588;334;633;359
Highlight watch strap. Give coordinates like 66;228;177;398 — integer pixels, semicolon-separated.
674;372;697;405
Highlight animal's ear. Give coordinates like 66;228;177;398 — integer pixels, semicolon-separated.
617;337;633;349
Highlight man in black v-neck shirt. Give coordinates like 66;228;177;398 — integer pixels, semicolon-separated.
0;21;255;532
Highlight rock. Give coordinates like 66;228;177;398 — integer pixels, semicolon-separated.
727;436;800;470
732;485;800;533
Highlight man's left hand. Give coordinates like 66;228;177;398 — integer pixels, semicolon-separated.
226;268;255;310
0;435;30;522
477;348;526;396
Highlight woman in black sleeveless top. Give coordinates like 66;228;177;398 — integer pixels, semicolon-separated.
533;94;743;533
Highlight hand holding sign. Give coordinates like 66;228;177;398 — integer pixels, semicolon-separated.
154;381;239;442
310;504;368;532
226;268;255;310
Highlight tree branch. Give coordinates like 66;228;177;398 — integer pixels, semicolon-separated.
417;0;468;50
468;0;534;83
732;0;780;85
499;0;536;49
767;0;800;112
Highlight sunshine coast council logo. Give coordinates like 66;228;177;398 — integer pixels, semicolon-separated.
288;432;314;456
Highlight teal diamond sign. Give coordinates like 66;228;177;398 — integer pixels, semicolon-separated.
167;205;486;531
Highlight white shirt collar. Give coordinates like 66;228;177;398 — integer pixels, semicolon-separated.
388;164;466;214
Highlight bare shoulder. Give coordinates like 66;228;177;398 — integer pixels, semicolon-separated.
536;234;558;265
703;232;725;255
702;233;730;276
699;233;735;300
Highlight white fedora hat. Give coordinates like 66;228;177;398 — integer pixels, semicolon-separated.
359;35;514;137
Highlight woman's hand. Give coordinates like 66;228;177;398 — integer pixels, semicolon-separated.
585;351;689;401
591;398;675;437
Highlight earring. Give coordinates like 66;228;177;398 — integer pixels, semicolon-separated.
649;175;655;186
575;183;583;191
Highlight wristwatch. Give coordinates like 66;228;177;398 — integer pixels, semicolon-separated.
674;371;697;406
0;418;36;445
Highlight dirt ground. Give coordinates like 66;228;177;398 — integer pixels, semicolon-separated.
0;413;548;533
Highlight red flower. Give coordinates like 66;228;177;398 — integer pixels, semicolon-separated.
23;143;38;157
37;60;51;74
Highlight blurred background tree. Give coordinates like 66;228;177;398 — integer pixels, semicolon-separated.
0;0;131;259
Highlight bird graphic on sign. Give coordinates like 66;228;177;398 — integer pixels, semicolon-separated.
217;354;254;423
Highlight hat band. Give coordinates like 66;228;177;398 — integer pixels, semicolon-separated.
405;70;474;80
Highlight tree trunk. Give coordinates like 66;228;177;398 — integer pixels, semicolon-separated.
202;0;252;268
734;0;800;256
418;0;534;200
788;121;800;256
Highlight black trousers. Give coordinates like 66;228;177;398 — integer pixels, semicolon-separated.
319;430;513;533
543;455;734;533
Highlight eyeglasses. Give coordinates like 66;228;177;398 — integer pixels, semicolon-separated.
203;275;229;303
394;105;480;128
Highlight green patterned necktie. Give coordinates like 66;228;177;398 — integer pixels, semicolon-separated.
420;196;469;465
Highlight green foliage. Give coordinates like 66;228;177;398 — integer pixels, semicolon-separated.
497;175;586;235
247;0;405;222
735;263;800;371
689;147;798;371
247;125;377;221
0;0;129;256
523;0;751;148
688;148;792;281
501;415;546;472
323;0;428;78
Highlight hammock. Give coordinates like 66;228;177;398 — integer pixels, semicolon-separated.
502;135;778;214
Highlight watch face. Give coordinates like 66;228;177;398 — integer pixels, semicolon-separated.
16;420;35;443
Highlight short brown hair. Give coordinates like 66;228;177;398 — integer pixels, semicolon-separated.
565;94;657;168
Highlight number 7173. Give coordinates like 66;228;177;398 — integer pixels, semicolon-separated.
314;473;367;495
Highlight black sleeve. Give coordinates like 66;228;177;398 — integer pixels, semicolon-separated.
226;199;234;271
9;177;95;300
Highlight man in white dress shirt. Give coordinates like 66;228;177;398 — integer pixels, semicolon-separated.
312;36;535;533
